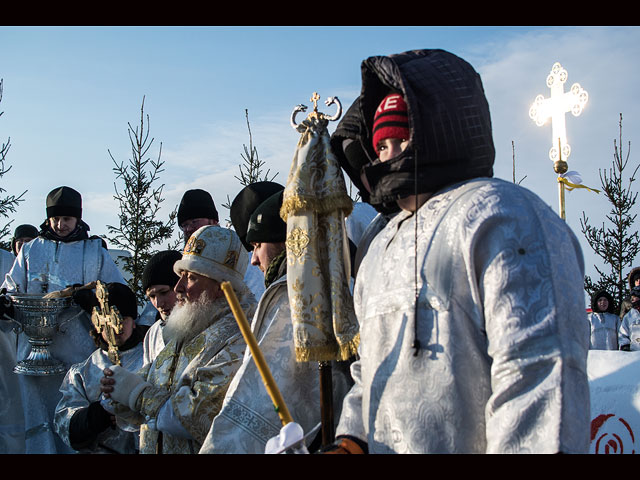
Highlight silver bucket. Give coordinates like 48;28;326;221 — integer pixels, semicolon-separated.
8;293;76;376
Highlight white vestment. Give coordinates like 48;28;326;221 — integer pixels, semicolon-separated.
1;237;124;453
0;248;22;453
336;178;591;453
199;275;353;453
54;341;145;454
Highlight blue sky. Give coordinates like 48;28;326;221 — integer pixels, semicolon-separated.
1;25;639;293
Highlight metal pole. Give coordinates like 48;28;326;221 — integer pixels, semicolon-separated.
318;361;334;446
554;138;568;221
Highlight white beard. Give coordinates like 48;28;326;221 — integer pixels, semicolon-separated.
162;290;219;345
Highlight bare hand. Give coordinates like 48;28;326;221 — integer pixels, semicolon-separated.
100;367;115;398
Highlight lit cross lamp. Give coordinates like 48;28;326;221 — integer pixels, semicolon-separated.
529;62;588;220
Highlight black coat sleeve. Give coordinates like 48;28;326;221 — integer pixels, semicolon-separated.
68;401;113;450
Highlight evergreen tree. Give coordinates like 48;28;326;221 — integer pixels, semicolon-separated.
0;79;26;251
580;114;640;313
512;141;527;185
106;96;177;306
221;109;278;224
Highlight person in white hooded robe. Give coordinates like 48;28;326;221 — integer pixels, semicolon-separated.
619;286;640;351
53;282;147;454
139;250;182;365
587;290;619;350
326;49;590;454
0;186;125;454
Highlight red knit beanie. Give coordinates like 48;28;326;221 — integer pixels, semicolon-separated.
372;93;409;154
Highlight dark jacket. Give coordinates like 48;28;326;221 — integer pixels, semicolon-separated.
331;49;495;211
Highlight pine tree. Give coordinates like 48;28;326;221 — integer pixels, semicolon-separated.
221;109;278;224
0;79;26;251
106;96;177;306
512;141;527;185
580;113;640;313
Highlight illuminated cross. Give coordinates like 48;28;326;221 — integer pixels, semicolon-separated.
529;62;588;163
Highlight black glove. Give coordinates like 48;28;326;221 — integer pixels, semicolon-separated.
0;288;14;320
68;401;114;450
72;288;99;315
621;344;631;351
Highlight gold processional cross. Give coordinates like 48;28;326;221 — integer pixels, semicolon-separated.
91;281;124;366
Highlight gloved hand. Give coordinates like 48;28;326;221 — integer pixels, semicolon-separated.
0;288;14;320
621;344;631;351
72;288;99;315
104;365;151;411
265;422;309;454
68;401;115;450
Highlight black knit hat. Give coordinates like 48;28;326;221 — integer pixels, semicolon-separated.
142;250;182;292
75;282;138;320
177;189;218;226
230;181;284;251
14;224;38;239
246;190;287;246
46;186;82;219
106;282;138;320
11;224;38;255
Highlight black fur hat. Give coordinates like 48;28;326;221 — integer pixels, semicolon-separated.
142;250;182;292
230;181;284;251
177;189;218;226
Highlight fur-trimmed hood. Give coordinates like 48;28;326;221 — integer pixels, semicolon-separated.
628;267;640;290
591;289;616;314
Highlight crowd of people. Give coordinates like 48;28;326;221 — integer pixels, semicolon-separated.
0;48;627;454
587;271;640;352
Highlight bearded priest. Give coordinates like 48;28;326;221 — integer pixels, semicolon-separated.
100;226;256;454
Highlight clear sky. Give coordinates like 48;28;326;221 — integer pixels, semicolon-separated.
1;25;639;297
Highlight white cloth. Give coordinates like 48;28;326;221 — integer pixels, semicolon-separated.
588;312;620;350
142;318;165;366
619;309;640;350
1;237;125;453
244;260;265;300
0;248;23;453
336;177;591;453
137;301;158;327
199;275;352;453
53;342;145;454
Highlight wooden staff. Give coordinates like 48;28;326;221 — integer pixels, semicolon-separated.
221;281;294;426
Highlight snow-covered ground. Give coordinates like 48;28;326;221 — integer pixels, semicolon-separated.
588;350;640;454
